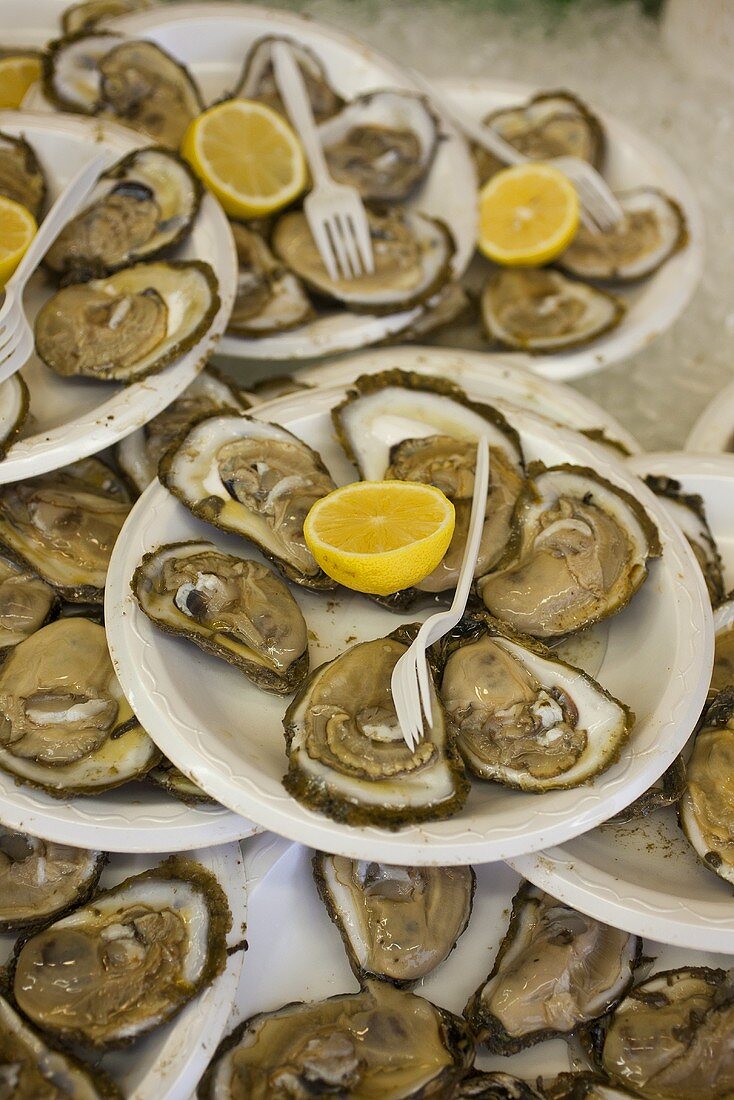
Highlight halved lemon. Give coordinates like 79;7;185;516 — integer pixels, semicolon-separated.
478;162;580;266
0;55;42;109
0;196;36;287
304;481;455;596
182;98;307;219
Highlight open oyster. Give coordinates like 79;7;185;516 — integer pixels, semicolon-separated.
0;992;121;1099
62;0;153;34
44;34;203;147
0;456;131;602
485;90;605;168
147;758;216;805
479;464;661;638
159;414;337;589
711;598;734;695
45;147;201;276
36;259;219;384
199;979;474;1100
458;1072;546;1099
561;189;687;282
679;689;734;884
313;852;475;985
318;90;439;203
644;474;724;606
0;130;46;218
609;755;686;824
440;615;632;791
133;540;309;694
116;366;249;494
228;222;313;337
0;827;104;931
0;373;29;459
0;617;160;797
588;967;734;1098
13;856;230;1048
546;1073;638;1099
0;548;56;651
273;208;454;313
481;269;624;353
232;35;344;123
283;625;469;827
465;882;640;1054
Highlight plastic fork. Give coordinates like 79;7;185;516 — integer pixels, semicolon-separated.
0;151;110;387
391;440;490;752
271;40;374;281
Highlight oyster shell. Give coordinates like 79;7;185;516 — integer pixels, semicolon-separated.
0;992;121;1099
478;464;661;638
0;130;46;219
0;373;29;459
0;827;104;932
199;979;474;1100
0;617;160;797
464;882;641;1054
232;35;344;123
318;90;439;203
272;208;454;313
283;625;469;827
561;189;687;283
643;474;724;606
132;540;309;694
679;689;734;885
228;222;313;337
0;548;57;651
457;1072;546;1099
35;259;219;384
246;373;312;403
711;597;734;695
62;0;153;35
45;147;202;276
44;33;203;147
0;456;132;602
481;269;625;353
546;1073;638;1099
609;755;686;824
313;851;475;985
116;366;250;494
400;281;473;342
147;758;216;805
159;414;337;589
588;966;734;1099
13;856;230;1048
440;615;632;791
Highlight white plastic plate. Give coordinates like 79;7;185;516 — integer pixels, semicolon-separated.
0;0;66;47
686;380;734;453
513;452;734;951
0;110;236;483
0;841;247;1100
105;385;712;865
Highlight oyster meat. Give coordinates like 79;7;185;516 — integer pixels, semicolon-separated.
440;615;632;791
458;1072;546;1099
590;966;734;1098
0;826;104;931
465;882;640;1054
133;540;309;694
318;90;439;203
546;1073;638;1099
62;0;153;34
313;851;475;984
0;456;132;602
561;189;687;282
481;269;625;353
0;548;57;649
45;147;202;276
0;617;160;796
679;689;734;884
644;474;724;606
159;414;337;589
273;207;454;313
0;130;46;218
0;373;29;459
13;856;230;1048
232;35;344;123
147;758;216;805
228;222;313;337
199;979;474;1100
283;625;469;827
479;464;661;638
712;598;734;694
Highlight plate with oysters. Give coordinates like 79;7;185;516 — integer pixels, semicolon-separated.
105;370;712;864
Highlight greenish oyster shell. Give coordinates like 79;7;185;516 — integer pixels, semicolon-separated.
0;992;122;1098
231;34;344;123
0;456;132;603
35;259;220;384
0;129;46;219
283;624;470;828
644;473;724;607
132;539;310;695
0;372;29;460
0;617;161;798
0;544;58;653
679;688;734;885
479;463;662;638
198;978;474;1100
312;851;475;986
0;827;105;933
457;1071;546;1099
62;0;153;35
439;613;633;792
146;758;217;806
609;754;686;824
545;1073;639;1099
159;413;338;590
227;222;314;338
464;882;641;1055
12;855;231;1050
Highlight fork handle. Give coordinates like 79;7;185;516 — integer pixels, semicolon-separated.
272;41;332;186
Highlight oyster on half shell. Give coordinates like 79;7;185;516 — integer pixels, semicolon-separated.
147;758;216;805
711;597;734;695
228;222;313;338
313;851;475;985
62;0;153;35
0;373;30;459
0;130;46;219
458;1072;546;1099
232;35;344;123
644;474;724;607
609;755;686;824
0;547;57;650
0;827;104;932
546;1074;639;1100
481;90;605;176
679;689;734;885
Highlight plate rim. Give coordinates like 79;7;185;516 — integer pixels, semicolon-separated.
686;382;734;454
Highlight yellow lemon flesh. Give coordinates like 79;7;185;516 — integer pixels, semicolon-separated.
0;196;37;287
0;55;42;109
478;162;580;266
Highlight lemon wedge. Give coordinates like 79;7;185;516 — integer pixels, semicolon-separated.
0;196;37;287
0;54;42;109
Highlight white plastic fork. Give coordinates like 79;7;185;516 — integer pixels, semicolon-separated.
0;151;110;387
271;40;374;282
392;440;490;752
